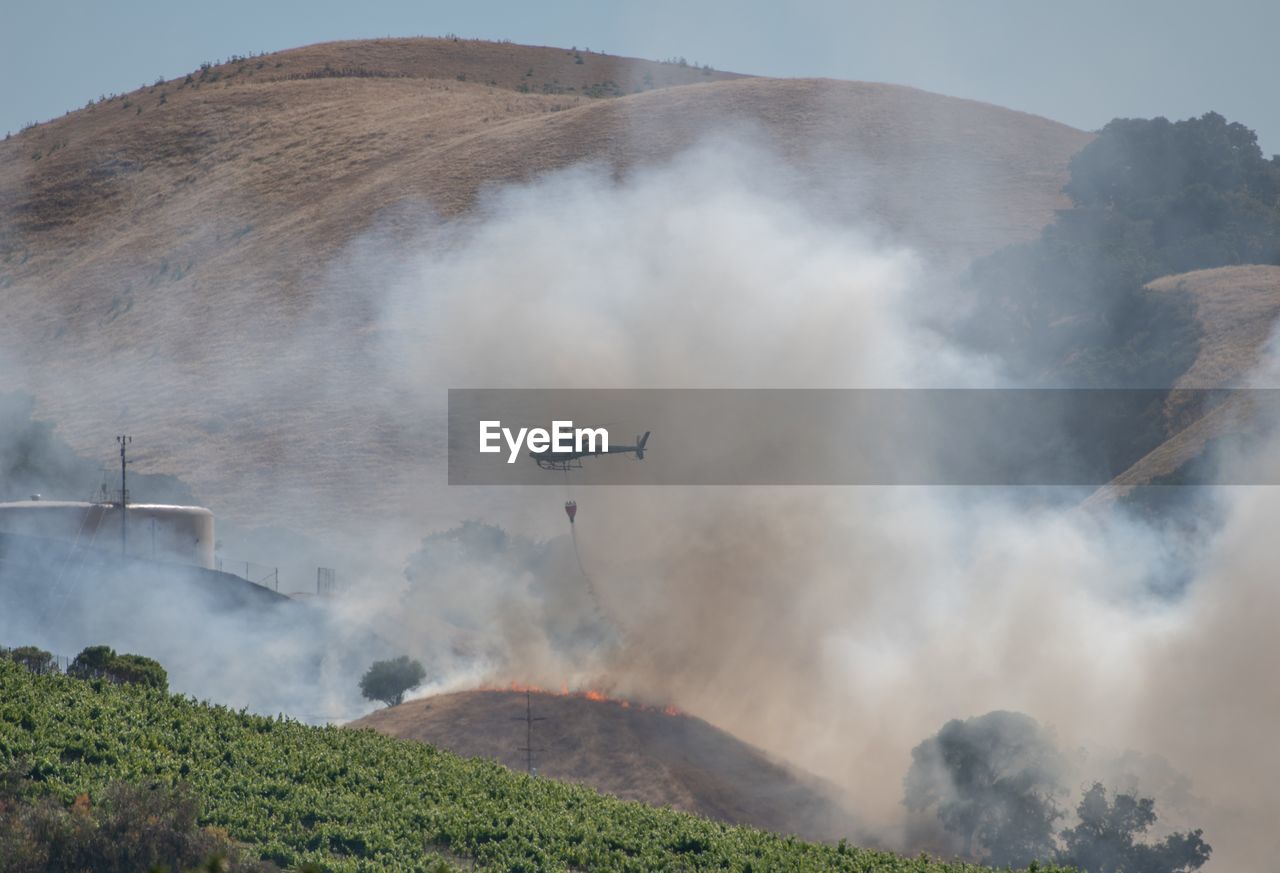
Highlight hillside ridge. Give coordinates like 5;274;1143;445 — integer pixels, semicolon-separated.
352;689;858;842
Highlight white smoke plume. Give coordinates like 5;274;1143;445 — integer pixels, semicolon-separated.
3;134;1276;870
358;141;1277;869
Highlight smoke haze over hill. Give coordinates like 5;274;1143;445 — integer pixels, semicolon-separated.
1;39;1278;869
343;141;1277;868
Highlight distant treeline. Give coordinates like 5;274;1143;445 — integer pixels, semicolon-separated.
2;643;167;691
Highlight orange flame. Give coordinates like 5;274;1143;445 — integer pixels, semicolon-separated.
482;681;681;715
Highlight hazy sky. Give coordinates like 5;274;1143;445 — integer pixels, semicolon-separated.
3;0;1279;151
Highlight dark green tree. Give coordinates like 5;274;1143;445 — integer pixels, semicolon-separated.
1058;782;1211;873
359;656;426;707
108;653;168;691
67;645;167;690
68;645;117;679
904;711;1064;867
5;645;56;674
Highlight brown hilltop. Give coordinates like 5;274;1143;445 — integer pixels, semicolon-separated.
0;37;1091;528
351;689;858;842
241;37;747;95
2;38;1088;258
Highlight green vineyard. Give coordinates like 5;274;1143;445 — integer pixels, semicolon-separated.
0;661;1072;872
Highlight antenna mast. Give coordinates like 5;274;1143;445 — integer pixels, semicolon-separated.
117;435;131;557
512;689;546;775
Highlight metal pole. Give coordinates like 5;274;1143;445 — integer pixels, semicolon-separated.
512;689;546;775
117;435;130;558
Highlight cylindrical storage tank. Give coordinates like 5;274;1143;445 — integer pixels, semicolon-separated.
0;500;216;569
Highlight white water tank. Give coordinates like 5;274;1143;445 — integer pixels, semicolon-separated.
0;500;215;569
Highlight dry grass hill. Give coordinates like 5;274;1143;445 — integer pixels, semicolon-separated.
351;688;857;842
1157;266;1280;392
0;37;1092;532
1086;265;1280;503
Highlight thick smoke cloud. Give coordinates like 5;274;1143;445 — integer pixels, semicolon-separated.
360;142;1276;869
384;141;952;392
3;133;1277;870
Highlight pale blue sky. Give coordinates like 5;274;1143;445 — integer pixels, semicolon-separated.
3;0;1279;151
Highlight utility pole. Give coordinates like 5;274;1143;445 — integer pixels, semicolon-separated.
511;689;546;775
117;435;131;558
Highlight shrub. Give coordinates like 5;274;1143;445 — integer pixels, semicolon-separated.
0;769;278;872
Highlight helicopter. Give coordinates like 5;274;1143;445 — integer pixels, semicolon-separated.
530;431;650;471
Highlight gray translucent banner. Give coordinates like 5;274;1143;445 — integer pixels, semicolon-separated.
448;389;1279;485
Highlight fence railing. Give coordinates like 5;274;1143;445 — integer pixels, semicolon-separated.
212;562;341;597
214;558;279;592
